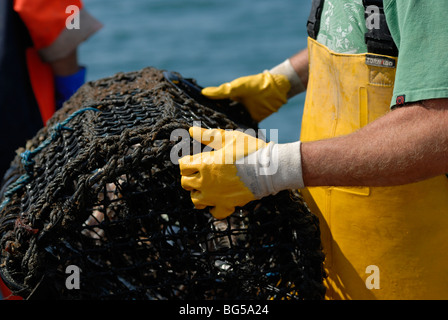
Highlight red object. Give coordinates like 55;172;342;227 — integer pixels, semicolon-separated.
26;48;56;124
0;279;22;300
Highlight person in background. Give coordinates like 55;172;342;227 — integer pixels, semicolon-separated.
0;0;102;178
179;0;448;299
0;0;101;300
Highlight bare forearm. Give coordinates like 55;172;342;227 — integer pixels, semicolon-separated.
49;49;80;76
289;49;309;89
301;99;448;187
270;49;309;97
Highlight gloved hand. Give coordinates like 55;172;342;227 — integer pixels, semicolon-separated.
179;127;268;219
178;127;305;219
201;59;305;122
54;66;86;109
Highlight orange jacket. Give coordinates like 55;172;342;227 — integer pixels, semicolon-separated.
15;0;84;51
14;0;101;123
15;0;82;123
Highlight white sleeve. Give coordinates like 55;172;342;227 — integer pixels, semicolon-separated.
235;141;305;199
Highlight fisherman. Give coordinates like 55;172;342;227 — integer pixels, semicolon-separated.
0;0;102;178
179;0;448;299
0;0;101;299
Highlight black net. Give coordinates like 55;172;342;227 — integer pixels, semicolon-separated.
0;67;325;300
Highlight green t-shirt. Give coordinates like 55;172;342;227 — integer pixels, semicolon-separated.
316;0;448;107
316;0;368;54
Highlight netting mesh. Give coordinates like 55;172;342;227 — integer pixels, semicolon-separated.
0;67;325;300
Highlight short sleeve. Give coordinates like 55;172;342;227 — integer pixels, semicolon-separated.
385;0;448;107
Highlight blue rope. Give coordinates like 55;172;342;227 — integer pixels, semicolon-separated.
0;107;100;212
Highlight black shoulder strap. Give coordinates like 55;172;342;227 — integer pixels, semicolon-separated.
363;0;398;56
306;0;325;40
306;0;398;57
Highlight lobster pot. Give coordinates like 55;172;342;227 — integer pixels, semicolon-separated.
0;67;325;300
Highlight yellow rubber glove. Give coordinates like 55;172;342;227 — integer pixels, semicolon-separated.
179;127;268;219
201;71;291;122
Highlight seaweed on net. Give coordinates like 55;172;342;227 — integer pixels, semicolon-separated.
0;67;325;300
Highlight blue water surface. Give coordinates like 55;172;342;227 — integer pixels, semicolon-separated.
79;0;312;142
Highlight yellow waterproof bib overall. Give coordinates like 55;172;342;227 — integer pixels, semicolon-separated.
300;37;448;300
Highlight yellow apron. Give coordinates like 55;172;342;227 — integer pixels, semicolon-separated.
300;37;448;300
